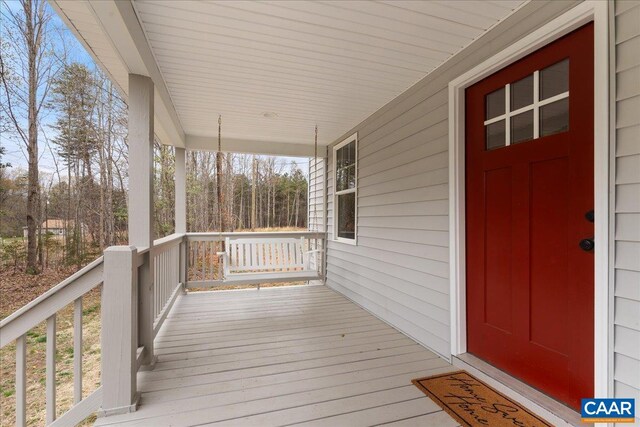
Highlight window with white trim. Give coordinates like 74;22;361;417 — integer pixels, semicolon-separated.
333;133;357;243
485;58;569;150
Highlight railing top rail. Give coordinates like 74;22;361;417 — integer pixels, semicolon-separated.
1;256;103;328
151;233;185;256
154;232;186;245
0;256;104;347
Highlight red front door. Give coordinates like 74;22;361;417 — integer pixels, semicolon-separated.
465;24;594;410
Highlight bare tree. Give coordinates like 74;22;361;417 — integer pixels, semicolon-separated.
251;155;257;230
216;151;224;231
226;152;233;231
0;0;57;273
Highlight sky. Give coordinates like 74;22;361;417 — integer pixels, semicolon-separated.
1;1;96;173
0;1;309;177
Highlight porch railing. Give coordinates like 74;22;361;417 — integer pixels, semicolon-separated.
150;234;185;338
0;257;105;427
0;230;325;426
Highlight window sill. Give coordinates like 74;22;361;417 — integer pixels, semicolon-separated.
334;236;357;246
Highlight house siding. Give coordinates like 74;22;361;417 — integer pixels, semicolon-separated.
614;0;640;416
322;0;581;358
308;158;325;233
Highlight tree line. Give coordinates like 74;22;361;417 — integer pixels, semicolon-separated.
2;147;309;271
0;0;309;274
183;152;308;234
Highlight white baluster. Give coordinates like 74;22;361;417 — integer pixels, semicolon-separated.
15;334;27;427
73;297;83;404
46;314;57;424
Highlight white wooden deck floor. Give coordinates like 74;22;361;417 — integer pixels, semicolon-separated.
95;285;459;427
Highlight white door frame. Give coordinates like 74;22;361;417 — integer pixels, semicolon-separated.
448;1;610;398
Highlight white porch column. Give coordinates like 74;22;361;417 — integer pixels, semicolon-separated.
128;74;155;365
100;246;139;416
175;147;187;286
128;74;154;246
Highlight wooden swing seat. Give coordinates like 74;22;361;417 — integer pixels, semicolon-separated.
217;236;322;285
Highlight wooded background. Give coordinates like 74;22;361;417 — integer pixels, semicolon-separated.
0;0;310;274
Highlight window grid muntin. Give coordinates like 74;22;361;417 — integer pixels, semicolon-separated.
335;141;356;197
335;141;356;192
483;68;569;149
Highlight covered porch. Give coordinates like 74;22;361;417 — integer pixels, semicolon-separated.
2;0;636;425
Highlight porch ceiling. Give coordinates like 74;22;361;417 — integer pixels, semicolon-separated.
52;0;526;155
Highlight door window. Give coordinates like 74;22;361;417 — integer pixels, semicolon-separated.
484;58;570;150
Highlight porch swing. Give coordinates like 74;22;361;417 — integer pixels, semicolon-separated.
216;119;323;285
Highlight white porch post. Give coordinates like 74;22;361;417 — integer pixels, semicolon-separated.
175;147;187;286
100;246;139;415
128;74;155;366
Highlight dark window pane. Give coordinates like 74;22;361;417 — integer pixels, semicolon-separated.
336;168;346;192
347;139;355;162
485;87;505;120
336;164;355;192
336;146;343;167
486;120;506;150
336;141;356;192
540;98;569;137
541;59;569;100
337;192;356;240
511;110;534;144
336;144;350;170
348;165;355;189
337;142;355;169
510;74;533;110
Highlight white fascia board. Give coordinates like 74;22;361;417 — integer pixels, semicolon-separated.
87;0;185;147
186;135;328;158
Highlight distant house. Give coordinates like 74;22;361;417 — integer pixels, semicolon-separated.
22;219;85;239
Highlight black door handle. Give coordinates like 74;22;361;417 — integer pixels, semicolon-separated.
585;210;594;223
579;238;594;252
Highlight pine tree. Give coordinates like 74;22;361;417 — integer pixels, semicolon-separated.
49;62;99;263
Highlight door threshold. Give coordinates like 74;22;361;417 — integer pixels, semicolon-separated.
453;353;582;427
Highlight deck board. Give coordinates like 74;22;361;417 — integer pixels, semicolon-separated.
95;285;457;426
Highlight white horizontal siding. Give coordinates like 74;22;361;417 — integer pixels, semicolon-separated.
614;0;640;419
617;270;640;301
308;158;325;233
615;325;640;361
324;0;581;359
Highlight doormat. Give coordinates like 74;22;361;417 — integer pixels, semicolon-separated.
412;370;553;427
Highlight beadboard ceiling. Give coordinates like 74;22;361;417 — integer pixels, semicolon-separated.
52;0;526;152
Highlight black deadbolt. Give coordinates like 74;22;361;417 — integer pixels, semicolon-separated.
579;238;595;252
585;210;594;223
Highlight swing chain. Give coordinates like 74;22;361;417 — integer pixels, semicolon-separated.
218;115;222;153
218;115;224;280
